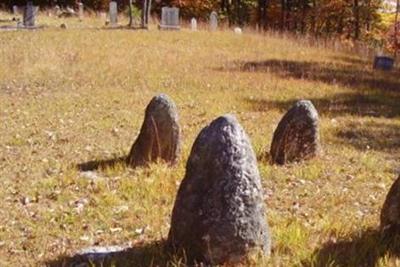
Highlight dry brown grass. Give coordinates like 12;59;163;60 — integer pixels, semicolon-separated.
0;11;400;267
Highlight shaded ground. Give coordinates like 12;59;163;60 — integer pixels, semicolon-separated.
243;92;400;118
303;228;400;267
336;121;400;153
77;156;126;171
46;241;171;267
223;59;400;92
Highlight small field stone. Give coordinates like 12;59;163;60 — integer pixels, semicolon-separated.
234;27;242;34
270;100;320;165
126;94;181;167
80;171;100;180
168;114;270;265
72;246;127;266
381;175;400;231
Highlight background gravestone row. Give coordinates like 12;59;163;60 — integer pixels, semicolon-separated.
6;4;226;32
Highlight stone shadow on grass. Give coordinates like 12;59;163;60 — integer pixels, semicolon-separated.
330;55;370;66
77;156;127;172
336;121;400;153
45;240;174;267
303;228;400;267
243;92;400;118
219;59;400;92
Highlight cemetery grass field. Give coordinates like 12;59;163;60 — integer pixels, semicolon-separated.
1;12;400;267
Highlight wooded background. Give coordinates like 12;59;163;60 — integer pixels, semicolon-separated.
2;0;399;50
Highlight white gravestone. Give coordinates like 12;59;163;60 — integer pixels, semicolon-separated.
210;11;218;31
54;5;61;16
23;2;39;27
191;17;197;31
159;7;180;30
78;2;84;20
13;5;18;15
109;1;118;26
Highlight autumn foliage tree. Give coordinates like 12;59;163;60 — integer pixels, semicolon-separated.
3;0;385;42
170;0;218;18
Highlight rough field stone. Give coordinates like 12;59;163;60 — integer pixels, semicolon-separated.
381;175;400;231
270;100;320;165
56;246;128;267
75;246;126;263
168;114;271;265
126;94;180;167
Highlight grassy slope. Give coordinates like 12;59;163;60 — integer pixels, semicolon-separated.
1;13;400;266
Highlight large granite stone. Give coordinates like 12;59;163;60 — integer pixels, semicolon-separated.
168;114;270;265
126;94;180;167
270;100;320;165
381;175;400;231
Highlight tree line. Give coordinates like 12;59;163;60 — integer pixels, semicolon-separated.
2;0;387;40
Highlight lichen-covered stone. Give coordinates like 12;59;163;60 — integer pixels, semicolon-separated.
126;94;180;167
270;100;320;165
381;175;400;231
168;114;270;265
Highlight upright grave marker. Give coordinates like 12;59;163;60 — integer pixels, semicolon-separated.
109;1;118;27
168;115;271;264
78;2;84;20
54;5;61;16
23;2;38;27
270;100;320;165
159;7;180;30
13;5;18;15
210;11;218;31
127;94;181;167
373;56;394;71
191;17;197;31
